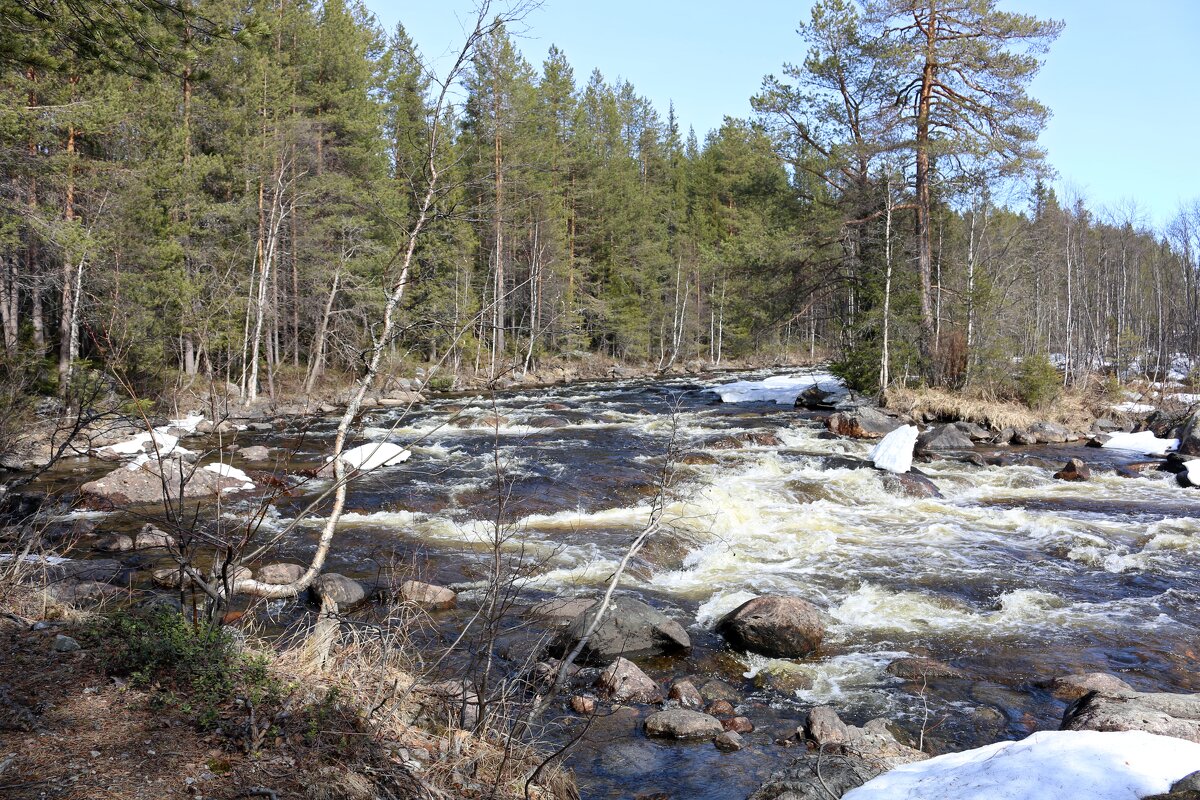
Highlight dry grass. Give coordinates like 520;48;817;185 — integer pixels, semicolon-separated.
884;386;1098;432
271;603;576;800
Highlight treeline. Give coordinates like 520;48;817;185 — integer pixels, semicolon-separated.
1;0;1197;402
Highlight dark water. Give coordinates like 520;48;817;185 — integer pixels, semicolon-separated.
18;371;1200;799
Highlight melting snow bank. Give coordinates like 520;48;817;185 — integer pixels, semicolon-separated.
1102;430;1179;455
844;730;1200;800
868;425;918;473
705;372;845;405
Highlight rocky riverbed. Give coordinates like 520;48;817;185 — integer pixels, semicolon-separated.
4;369;1200;798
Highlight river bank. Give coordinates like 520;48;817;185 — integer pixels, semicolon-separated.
3;368;1200;798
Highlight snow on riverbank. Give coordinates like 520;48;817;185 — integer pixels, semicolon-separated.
844;730;1200;800
1102;430;1179;454
704;372;845;405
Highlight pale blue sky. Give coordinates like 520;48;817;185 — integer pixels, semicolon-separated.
366;0;1200;230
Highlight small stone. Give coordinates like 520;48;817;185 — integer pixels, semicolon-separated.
668;680;704;710
714;730;744;751
707;700;736;717
239;445;271;462
805;705;850;747
1053;458;1091;481
95;533;133;552
723;716;754;733
134;525;175;550
570;694;597;715
53;634;81;653
595;657;662;704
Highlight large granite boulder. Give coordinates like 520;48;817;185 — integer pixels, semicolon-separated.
715;596;824;658
553;596;691;663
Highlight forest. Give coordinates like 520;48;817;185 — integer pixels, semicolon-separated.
2;0;1199;405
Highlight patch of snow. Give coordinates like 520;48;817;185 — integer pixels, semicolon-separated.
103;430;189;458
1102;430;1179;455
0;553;70;566
166;413;205;433
1112;402;1155;414
336;442;412;471
704;373;845;405
1182;460;1200;488
868;425;918;474
201;462;256;492
1167;393;1200;406
844;729;1200;800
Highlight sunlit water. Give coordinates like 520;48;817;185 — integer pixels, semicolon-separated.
31;371;1200;799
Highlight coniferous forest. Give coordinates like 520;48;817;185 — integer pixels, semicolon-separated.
3;0;1199;404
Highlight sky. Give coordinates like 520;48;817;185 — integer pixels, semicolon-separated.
365;0;1200;230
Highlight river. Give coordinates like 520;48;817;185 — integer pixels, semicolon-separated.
26;369;1200;799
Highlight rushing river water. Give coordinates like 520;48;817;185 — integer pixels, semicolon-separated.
27;370;1200;799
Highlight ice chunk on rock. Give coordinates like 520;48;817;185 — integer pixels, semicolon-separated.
201;462;256;492
868;425;918;474
336;442;412;471
843;729;1200;800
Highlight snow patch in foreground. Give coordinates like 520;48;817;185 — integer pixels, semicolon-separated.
336;442;412;471
868;425;918;474
1102;430;1179;455
844;729;1200;800
705;372;844;405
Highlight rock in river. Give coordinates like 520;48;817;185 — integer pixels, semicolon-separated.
595;657;662;704
553;596;691;663
643;709;724;740
827;408;902;439
916;424;975;452
1062;687;1200;743
715;595;824;658
1054;457;1091;481
311;573;368;608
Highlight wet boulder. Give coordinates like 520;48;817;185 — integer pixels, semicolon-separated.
1053;458;1092;482
886;657;968;681
715;596;824;659
1062;687;1200;743
239;445;271;462
915;424;974;452
703;430;783;450
1027;421;1074;444
754;709;927;800
527;416;570;429
795;384;842;410
526;596;597;626
256;562;305;585
1178;410;1200;456
311;573;369;609
594;657;662;704
668;679;704;710
1047;672;1135;701
395;579;456;610
79;456;250;507
554;596;691;663
879;471;942;499
643;709;724;740
826;408;902;439
952;421;992;441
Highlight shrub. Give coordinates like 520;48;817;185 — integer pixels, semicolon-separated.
1016;353;1061;410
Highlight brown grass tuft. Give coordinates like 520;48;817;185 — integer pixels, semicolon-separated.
884;386;1098;432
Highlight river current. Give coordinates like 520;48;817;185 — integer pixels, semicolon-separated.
39;370;1200;798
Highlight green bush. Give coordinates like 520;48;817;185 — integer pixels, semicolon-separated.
1016;353;1061;410
92;608;284;731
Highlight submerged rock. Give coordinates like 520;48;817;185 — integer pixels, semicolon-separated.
886;657;967;681
554;596;691;663
395;579;456;610
879;471;942;499
715;595;824;659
